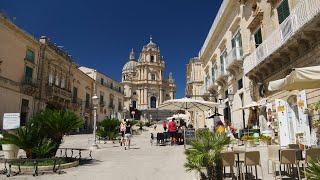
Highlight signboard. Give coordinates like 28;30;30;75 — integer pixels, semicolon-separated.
297;90;312;146
3;113;20;130
185;128;195;145
275;99;291;147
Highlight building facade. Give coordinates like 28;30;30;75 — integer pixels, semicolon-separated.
194;0;320;145
121;38;176;113
0;15;41;127
79;67;124;122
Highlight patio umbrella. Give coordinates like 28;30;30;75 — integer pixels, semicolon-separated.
158;97;218;112
236;101;261;110
268;65;320;91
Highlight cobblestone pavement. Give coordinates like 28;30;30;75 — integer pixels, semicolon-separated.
2;127;196;180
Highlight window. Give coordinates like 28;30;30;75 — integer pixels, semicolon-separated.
48;72;53;85
232;31;243;57
55;74;60;86
150;55;154;62
220;51;227;74
123;75;126;81
254;28;263;48
100;94;104;105
72;87;78;103
151;74;156;81
133;91;137;95
85;93;90;108
61;77;66;88
24;66;33;83
25;49;35;62
101;78;104;85
110;82;113;89
211;66;216;82
238;78;243;90
277;0;290;24
118;87;122;92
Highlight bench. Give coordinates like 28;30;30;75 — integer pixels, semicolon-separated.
58;148;93;160
0;157;63;177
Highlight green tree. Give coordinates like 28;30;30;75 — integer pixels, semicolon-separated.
184;130;230;180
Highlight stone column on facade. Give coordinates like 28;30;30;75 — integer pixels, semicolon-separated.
144;88;148;109
159;88;163;104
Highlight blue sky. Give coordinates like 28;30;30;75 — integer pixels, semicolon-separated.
1;0;222;98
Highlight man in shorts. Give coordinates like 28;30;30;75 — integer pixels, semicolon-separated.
168;118;177;145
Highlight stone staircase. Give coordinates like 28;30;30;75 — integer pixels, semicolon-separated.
140;109;175;121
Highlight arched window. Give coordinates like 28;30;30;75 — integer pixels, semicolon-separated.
123;75;126;81
150;96;157;108
150;55;154;62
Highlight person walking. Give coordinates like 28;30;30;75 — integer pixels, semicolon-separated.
119;120;126;146
162;120;168;132
124;120;132;150
168;118;177;145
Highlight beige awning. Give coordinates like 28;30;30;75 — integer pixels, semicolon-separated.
236;101;261;111
268;66;320;91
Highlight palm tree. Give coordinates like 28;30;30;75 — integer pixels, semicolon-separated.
28;109;83;156
184;130;230;180
306;160;320;180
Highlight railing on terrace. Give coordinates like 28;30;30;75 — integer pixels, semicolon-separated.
244;0;320;74
226;47;243;68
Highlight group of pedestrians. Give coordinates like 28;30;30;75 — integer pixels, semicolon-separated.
119;119;132;150
162;118;186;145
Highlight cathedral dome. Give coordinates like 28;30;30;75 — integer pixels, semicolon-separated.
122;60;137;73
122;49;138;73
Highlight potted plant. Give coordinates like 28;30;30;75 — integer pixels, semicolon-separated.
241;135;255;147
259;135;272;146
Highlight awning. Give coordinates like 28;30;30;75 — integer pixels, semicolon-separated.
268;66;320;91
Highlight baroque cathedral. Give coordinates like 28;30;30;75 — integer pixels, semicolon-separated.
121;37;176;114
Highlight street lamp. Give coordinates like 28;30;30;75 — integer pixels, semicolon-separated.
227;90;234;123
91;94;99;150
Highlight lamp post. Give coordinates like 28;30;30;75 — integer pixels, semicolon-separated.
91;94;99;149
227;90;234;123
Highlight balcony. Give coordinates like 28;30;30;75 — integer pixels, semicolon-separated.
244;0;320;76
71;98;82;110
47;85;72;101
21;78;38;96
226;47;243;73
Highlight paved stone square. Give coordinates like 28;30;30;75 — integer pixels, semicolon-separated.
2;127;196;180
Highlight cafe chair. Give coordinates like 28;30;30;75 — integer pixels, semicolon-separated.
221;152;238;179
242;151;264;180
302;148;320;178
267;145;280;176
277;149;301;180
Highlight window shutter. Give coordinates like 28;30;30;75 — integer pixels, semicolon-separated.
277;0;290;24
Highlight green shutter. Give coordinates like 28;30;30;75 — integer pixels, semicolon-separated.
254;28;262;48
277;0;290;24
25;66;33;82
26;49;35;62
